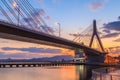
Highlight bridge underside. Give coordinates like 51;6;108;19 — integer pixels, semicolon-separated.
0;33;73;49
1;33;106;63
75;49;105;63
0;32;105;57
0;21;106;63
84;49;105;63
0;21;104;53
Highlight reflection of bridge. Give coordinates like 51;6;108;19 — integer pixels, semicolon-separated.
0;0;107;63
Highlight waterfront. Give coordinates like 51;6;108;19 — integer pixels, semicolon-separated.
0;65;99;80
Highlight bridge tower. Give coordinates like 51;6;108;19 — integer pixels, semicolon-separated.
89;20;105;52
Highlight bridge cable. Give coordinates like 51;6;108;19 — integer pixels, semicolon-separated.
0;5;13;23
20;0;43;31
1;0;23;25
8;0;32;27
13;0;36;29
25;0;52;34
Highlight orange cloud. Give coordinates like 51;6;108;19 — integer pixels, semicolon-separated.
61;49;75;56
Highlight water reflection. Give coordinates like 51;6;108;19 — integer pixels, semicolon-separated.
0;65;99;80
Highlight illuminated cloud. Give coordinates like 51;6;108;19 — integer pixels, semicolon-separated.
0;47;74;59
114;38;120;42
109;46;120;49
0;40;8;43
88;2;103;11
101;19;120;39
98;31;103;35
46;26;55;34
23;9;46;23
88;0;109;11
22;8;54;34
0;52;65;59
31;9;46;16
23;18;33;23
1;47;61;54
69;32;92;37
102;29;110;33
101;32;120;38
45;16;51;21
69;33;81;37
0;47;68;59
108;46;120;56
106;46;120;57
0;52;32;59
103;21;120;31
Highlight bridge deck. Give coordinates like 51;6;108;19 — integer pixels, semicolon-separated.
0;21;105;55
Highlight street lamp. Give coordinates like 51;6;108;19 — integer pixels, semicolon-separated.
12;1;20;26
57;22;61;37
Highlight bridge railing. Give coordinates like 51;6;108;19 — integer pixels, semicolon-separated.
92;67;120;80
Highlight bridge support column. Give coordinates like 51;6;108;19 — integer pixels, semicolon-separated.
84;50;105;63
74;49;85;62
86;55;105;63
89;20;105;52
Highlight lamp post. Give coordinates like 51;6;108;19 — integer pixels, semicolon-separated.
12;1;20;26
57;23;61;37
18;5;20;26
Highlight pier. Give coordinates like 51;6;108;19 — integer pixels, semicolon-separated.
1;62;120;68
0;62;84;68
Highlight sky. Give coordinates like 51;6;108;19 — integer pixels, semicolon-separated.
0;0;120;59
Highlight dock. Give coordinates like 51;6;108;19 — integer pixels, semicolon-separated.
0;62;84;68
0;62;120;68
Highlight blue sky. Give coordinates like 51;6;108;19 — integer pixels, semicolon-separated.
30;0;119;25
0;0;120;36
0;0;120;59
28;0;120;37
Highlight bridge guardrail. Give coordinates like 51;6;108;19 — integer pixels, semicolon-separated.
92;67;120;80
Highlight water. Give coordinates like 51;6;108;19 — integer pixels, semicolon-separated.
0;65;100;80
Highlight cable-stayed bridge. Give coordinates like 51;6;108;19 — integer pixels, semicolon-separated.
0;0;107;63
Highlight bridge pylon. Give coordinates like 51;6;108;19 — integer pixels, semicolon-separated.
89;20;105;52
